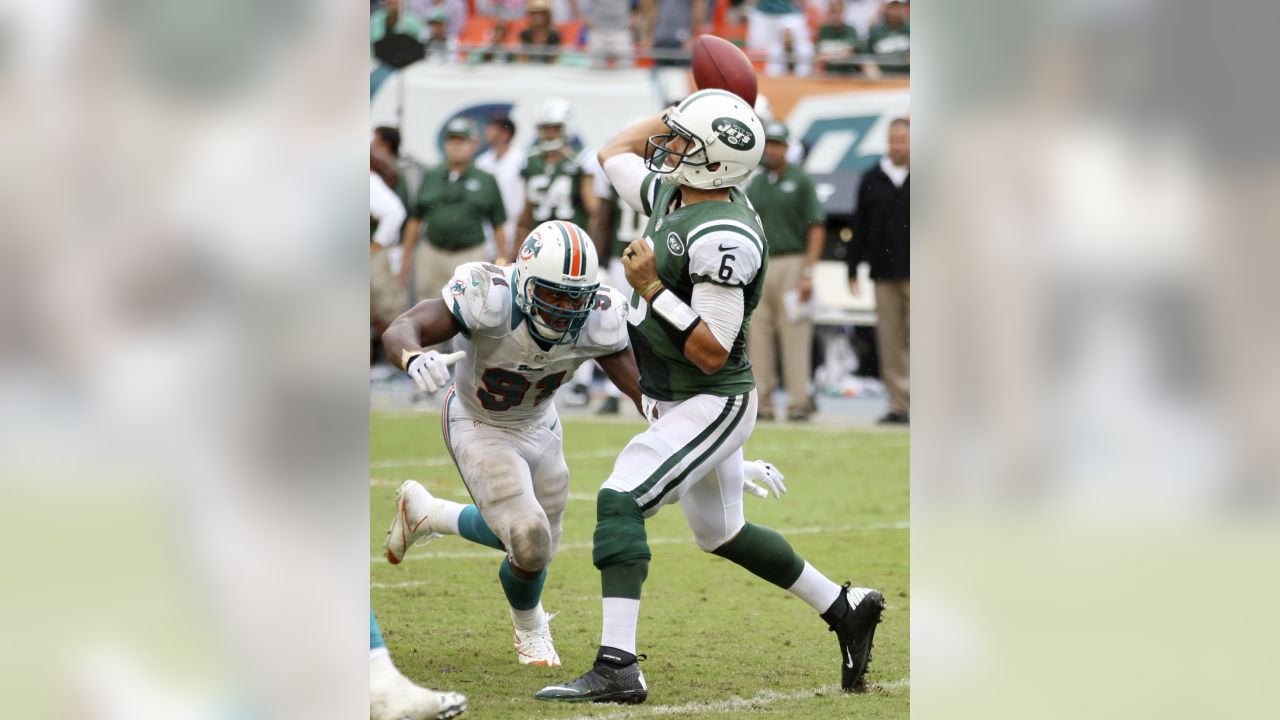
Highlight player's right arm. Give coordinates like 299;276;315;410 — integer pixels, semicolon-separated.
598;113;669;214
382;299;463;371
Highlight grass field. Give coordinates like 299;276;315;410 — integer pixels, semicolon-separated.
371;410;909;719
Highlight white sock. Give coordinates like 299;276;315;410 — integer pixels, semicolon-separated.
370;647;390;662
511;603;546;632
600;597;640;656
787;562;845;614
441;502;464;535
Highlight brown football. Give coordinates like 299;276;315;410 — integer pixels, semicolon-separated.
690;35;758;107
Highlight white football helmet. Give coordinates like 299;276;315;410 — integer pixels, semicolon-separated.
535;97;572;153
513;220;600;344
645;89;764;189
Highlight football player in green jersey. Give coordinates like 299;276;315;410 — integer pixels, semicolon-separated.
535;91;886;705
516;97;599;246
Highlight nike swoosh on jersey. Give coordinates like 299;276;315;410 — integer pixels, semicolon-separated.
717;244;738;252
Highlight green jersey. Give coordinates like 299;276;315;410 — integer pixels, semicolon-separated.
522;151;589;229
627;173;768;401
412;164;506;251
745;164;825;256
816;23;861;75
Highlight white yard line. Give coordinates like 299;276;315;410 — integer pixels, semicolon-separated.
370;521;908;567
556;679;909;719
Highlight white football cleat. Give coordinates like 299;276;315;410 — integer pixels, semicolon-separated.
386;480;450;564
512;607;561;667
370;652;467;720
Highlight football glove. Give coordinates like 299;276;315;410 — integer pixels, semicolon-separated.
405;350;466;393
742;459;787;499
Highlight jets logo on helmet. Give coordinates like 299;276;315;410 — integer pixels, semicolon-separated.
713;118;756;150
512;220;600;345
643;89;765;189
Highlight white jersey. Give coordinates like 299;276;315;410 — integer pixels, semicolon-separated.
442;262;630;427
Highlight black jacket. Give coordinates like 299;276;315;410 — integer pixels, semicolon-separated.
850;164;910;280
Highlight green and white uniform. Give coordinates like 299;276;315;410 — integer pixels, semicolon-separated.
522;151;590;229
593;155;765;541
624;171;767;402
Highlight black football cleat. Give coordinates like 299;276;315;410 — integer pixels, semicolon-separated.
534;660;648;704
830;585;885;692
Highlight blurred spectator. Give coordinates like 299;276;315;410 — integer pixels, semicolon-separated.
816;0;862;75
748;0;815;76
399;119;507;306
587;0;636;67
863;0;909;75
849;117;910;424
519;0;563;63
406;0;468;40
746;122;827;421
517;98;597;243
371;0;426;45
477;0;528;22
423;9;459;62
370;127;411;216
474;117;525;261
837;0;883;38
638;0;707;67
370;170;407;343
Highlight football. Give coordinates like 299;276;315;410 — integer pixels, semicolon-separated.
691;35;758;107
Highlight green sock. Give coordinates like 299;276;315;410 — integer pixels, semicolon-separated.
711;522;806;589
498;557;547;611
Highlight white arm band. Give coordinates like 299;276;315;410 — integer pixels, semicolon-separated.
691;283;745;352
650;289;700;334
603;154;651;214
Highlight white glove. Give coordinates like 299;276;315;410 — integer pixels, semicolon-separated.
405;350;466;393
742;459;787;499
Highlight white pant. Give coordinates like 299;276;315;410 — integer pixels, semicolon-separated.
746;9;815;77
442;386;569;572
602;390;758;551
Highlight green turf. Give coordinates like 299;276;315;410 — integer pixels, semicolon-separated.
371;410;909;719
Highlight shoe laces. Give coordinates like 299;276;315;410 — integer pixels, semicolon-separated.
515;611;559;652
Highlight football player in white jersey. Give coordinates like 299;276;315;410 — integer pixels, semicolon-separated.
380;220;787;669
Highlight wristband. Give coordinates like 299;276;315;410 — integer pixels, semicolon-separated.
401;348;423;370
639;279;663;298
649;288;700;334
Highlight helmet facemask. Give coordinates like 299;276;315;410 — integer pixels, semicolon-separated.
519;276;598;345
513;219;599;345
537;123;567;153
644;112;716;185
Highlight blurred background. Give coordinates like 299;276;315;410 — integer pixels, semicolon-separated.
2;0;1278;717
368;0;913;426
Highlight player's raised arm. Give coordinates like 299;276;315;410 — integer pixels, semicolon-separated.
597;111;668;166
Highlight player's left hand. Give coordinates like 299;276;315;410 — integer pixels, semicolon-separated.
743;460;787;499
622;238;658;295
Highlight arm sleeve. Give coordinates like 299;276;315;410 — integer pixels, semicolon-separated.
603;154;659;216
369;173;406;247
687;227;764;287
691;283;745;352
